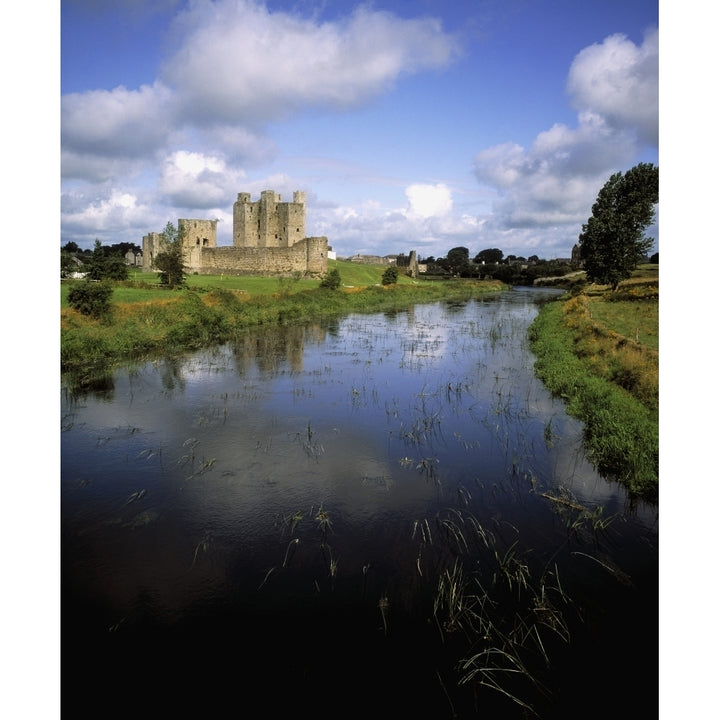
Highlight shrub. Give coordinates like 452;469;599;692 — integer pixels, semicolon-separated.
381;266;399;285
319;268;341;290
67;281;113;319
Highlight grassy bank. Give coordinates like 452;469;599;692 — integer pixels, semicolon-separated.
62;259;506;384
528;269;658;500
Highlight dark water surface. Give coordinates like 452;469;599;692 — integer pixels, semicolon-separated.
61;288;658;718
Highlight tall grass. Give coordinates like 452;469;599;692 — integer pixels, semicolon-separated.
528;294;658;499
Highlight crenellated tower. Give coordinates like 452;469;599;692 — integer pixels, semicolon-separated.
233;190;306;248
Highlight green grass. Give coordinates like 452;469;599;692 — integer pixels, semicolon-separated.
61;259;417;308
588;298;658;351
528;282;659;500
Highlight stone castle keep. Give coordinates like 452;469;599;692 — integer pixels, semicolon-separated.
142;190;329;276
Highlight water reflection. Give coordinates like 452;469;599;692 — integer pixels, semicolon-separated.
61;288;657;718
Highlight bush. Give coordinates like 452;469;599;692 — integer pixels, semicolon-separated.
319;268;341;290
381;266;399;285
67;281;113;319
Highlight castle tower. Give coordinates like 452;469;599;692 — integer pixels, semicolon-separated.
179;218;218;271
233;190;306;248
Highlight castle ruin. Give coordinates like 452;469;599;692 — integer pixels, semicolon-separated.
142;191;328;277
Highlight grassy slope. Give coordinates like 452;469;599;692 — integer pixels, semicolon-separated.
528;267;659;499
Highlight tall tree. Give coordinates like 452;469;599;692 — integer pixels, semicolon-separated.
154;222;187;288
578;163;658;290
445;246;470;275
86;239;129;281
474;248;504;264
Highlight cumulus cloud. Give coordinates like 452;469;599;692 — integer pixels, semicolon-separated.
162;0;459;126
61;83;172;161
61;189;154;243
60;0;458;168
567;28;658;146
472;28;658;255
158;150;246;207
405;183;453;218
308;185;482;258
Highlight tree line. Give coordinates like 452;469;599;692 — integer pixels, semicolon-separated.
417;162;658;289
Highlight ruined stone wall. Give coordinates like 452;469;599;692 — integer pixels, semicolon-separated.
407;250;419;279
232;190;306;248
196;237;328;276
179;218;218;272
141;232;165;272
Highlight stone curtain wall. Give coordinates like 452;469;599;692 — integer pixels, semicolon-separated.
196;237;327;276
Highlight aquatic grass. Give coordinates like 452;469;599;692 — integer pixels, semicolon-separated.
411;518;433;546
276;510;304;536
298;420;324;460
314;504;332;541
492;541;531;599
122;489;147;507
417;508;578;714
541;488;617;542
415;457;440;484
258;566;276;590
378;595;390;635
458;647;545;716
191;531;212;569
282;538;300;568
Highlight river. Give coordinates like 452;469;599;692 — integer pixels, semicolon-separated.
61;287;658;718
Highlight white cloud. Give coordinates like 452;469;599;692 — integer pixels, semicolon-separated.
61;83;171;162
162;0;460;126
567;28;658;146
471;29;658;255
61;189;153;243
405;183;453;219
158;150;246;208
308;187;482;258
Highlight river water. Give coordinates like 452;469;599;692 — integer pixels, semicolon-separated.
61;287;658;718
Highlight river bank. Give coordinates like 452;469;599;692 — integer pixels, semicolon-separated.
528;270;658;500
61;271;507;385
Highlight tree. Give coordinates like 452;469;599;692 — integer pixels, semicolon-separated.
86;239;129;281
578;163;658;291
61;250;77;277
446;246;470;275
319;268;341;290
474;248;504;265
381;265;398;285
155;222;187;288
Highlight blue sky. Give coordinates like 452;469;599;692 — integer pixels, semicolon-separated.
58;0;660;259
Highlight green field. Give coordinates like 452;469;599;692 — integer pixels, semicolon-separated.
61;259;416;307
